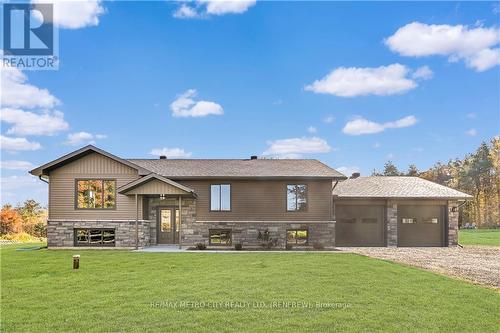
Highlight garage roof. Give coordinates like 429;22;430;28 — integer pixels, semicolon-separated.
333;176;472;199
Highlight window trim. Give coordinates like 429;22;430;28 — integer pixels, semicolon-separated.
423;217;439;224
286;229;309;245
209;183;231;212
286;184;308;212
401;217;417;224
74;228;116;247
208;229;232;246
74;178;117;210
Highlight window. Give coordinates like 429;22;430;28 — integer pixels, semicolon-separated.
76;179;116;209
287;229;308;245
424;217;439;224
402;218;416;224
160;209;172;232
287;184;307;211
210;184;231;211
362;218;378;223
209;229;232;245
75;229;115;247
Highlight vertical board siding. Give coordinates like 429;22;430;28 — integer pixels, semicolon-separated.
179;179;332;221
49;152;142;220
125;179;188;195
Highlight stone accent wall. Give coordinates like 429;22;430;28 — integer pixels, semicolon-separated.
47;220;151;248
447;200;459;246
386;202;398;247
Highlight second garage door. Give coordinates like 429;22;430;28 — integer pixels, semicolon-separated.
398;205;445;247
336;205;384;246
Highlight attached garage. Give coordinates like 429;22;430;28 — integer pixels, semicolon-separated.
336;203;384;246
333;176;472;247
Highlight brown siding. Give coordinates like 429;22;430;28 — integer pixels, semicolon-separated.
49;152;142;220
125;179;188;195
178;179;332;221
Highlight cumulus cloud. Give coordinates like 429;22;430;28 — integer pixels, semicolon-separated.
342;116;418;135
1;108;69;136
0;160;34;170
1;67;59;109
305;64;418;97
32;0;105;29
307;126;317;134
465;128;477;136
65;132;107;146
263;137;331;158
336;166;360;177
173;0;256;19
385;22;500;72
412;66;434;80
0;135;41;151
170;89;223;118
150;147;193;158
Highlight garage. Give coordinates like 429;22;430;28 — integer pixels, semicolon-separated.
336;204;384;246
398;204;445;247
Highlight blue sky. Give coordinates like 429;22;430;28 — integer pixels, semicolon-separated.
1;1;499;206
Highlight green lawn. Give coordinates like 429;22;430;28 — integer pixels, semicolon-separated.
459;229;500;246
1;245;499;332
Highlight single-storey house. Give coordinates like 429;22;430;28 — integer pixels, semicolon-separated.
29;145;472;249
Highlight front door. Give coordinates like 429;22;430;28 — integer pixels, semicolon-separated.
157;208;179;244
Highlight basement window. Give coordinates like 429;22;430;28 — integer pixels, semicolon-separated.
286;229;308;245
209;229;232;246
424;217;439;224
74;228;115;247
401;218;417;224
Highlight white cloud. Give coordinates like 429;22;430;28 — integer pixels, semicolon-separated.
465;128;477;136
263;137;331;158
1;108;69;136
412;66;434;80
307;126;317;134
466;112;477;119
305;64;417;97
323;115;335;123
150;147;193;158
170;89;223;118
173;0;256;19
385;22;500;72
336;166;360;177
0;160;34;170
342;115;418;135
0;135;41;151
1;67;60;109
32;0;105;29
65;132;107;146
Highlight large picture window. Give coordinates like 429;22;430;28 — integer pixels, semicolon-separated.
209;229;232;245
76;179;116;209
74;228;115;247
286;229;308;245
287;184;307;211
210;184;231;211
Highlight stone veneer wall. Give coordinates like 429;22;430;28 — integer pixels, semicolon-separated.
47;220;151;248
386;201;398;247
447;200;459;246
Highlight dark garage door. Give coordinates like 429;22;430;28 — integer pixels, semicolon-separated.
398;205;445;247
336;205;384;246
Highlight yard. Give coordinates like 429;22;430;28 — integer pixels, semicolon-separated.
459;229;500;246
1;245;499;333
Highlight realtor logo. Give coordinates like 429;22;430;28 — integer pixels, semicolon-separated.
2;3;58;70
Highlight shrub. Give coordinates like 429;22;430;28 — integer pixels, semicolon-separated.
1;205;23;235
195;242;206;250
234;243;243;251
285;243;293;250
0;232;45;243
257;229;278;249
313;243;324;250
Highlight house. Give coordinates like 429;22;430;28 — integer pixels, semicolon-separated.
29;145;472;249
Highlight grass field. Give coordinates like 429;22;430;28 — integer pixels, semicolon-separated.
459;229;500;246
1;244;499;332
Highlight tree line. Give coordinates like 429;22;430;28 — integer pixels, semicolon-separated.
372;137;499;227
1;199;47;240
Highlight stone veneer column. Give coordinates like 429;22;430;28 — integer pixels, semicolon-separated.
386;201;398;247
447;200;459;246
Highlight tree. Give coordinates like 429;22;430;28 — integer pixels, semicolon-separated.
382;161;401;176
1;205;23;235
16;199;47;237
407;164;419;176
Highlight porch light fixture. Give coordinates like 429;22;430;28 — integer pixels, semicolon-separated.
160;194;166;200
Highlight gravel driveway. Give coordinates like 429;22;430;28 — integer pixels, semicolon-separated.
338;246;500;289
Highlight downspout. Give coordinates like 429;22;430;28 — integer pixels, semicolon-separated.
39;175;49;184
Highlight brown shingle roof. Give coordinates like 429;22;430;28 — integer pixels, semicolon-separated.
333;176;472;199
127;159;346;179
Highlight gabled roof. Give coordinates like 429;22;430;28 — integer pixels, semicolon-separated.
29;145;150;177
333;176;473;199
117;173;195;195
127;159;346;179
